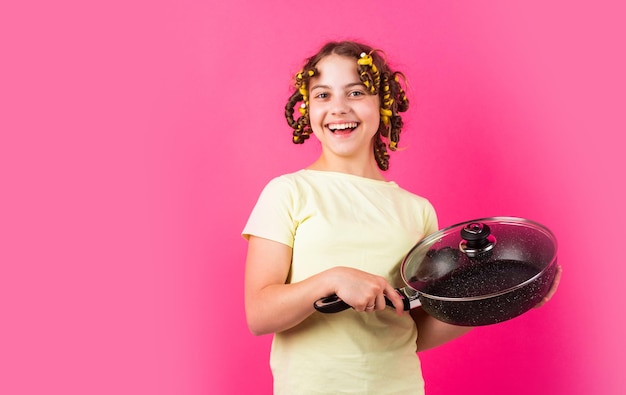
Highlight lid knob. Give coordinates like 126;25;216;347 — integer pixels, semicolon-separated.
460;222;496;257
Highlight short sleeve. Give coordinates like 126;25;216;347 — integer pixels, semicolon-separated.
242;176;297;247
422;199;439;236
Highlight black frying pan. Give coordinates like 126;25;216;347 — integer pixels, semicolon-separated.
314;217;558;326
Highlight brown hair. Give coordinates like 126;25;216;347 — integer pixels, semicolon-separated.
284;41;409;171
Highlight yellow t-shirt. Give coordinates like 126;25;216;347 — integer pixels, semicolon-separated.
243;170;438;395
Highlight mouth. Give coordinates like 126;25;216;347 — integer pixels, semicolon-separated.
326;122;359;135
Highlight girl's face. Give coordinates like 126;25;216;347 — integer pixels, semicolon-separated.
308;54;381;166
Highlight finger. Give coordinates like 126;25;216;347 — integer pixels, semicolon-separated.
543;265;562;301
534;297;548;308
535;265;562;308
547;265;562;297
374;293;386;311
384;285;405;315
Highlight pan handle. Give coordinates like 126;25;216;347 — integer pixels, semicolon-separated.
313;289;413;313
313;294;351;313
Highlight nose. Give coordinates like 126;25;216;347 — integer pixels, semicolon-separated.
329;95;350;115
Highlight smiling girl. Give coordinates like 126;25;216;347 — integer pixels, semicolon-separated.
242;40;557;394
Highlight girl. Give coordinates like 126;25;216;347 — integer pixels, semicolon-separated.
242;40;560;395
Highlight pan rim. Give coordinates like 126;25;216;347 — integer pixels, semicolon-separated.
401;216;558;302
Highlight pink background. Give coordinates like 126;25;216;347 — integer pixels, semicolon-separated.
1;1;624;394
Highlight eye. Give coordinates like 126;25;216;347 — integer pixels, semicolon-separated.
313;92;329;99
348;90;366;97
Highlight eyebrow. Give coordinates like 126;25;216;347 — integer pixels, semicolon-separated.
310;82;366;91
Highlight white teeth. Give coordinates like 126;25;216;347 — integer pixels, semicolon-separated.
328;122;358;131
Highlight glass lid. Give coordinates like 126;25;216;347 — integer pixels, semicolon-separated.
401;217;558;300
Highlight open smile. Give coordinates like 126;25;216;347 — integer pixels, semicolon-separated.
326;122;359;134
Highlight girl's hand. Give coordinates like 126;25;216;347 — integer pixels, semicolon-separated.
329;267;405;315
535;264;562;308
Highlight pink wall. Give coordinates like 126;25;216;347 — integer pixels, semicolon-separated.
2;0;624;394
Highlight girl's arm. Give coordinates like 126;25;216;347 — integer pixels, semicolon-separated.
244;236;405;335
411;308;472;352
244;236;323;335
